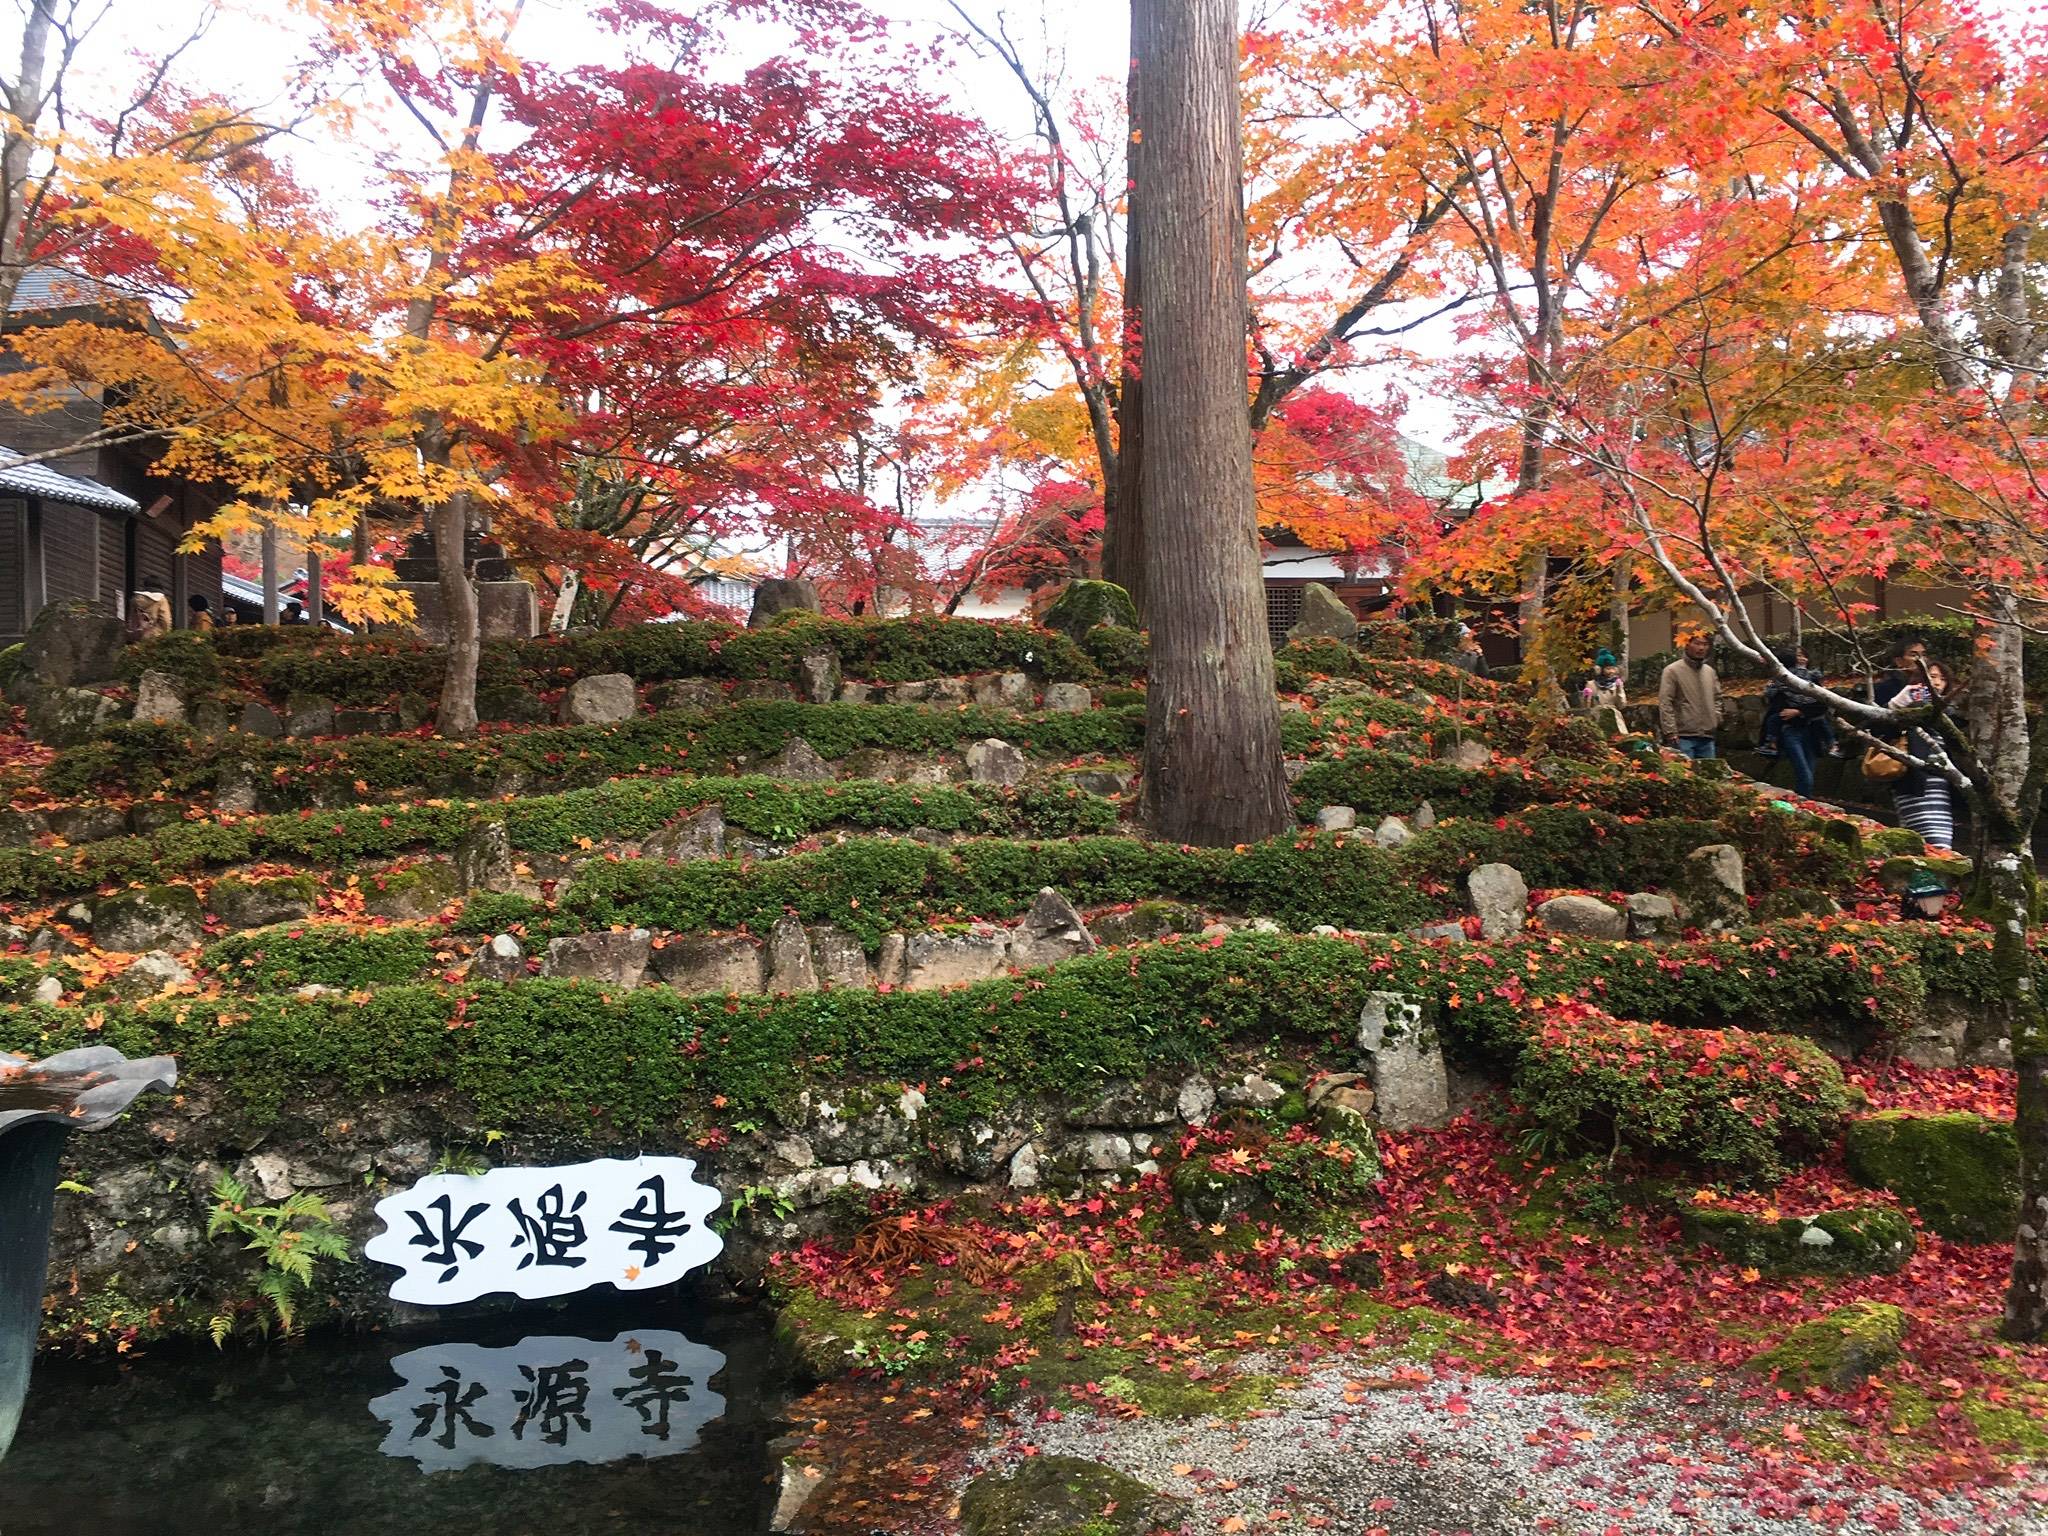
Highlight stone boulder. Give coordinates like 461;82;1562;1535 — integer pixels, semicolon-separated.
1068;1078;1180;1129
24;686;119;746
1357;990;1449;1131
972;672;1032;711
1681;843;1748;929
1533;894;1627;940
1316;805;1357;831
92;885;205;953
1040;579;1138;643
237;701;285;739
16;601;123;695
1373;815;1413;850
965;738;1027;786
363;862;459;920
208;875;316;930
796;650;840;705
809;924;871;989
477;685;549;725
1007;887;1096;969
1063;768;1131;797
559;672;637;725
453;819;523;893
132;669;187;726
894;926;1008;991
1467;862;1528;939
1285;581;1359;643
474;933;526;983
766;916;819;993
642;803;726;863
765;737;837;782
1041;682;1092;713
747;577;821;627
647;678;725;713
1625;892;1678;939
284;695;334;738
650;933;764;995
108;950;192;1001
1442;737;1492;770
542;929;652;986
1089;901;1202;946
47;803;126;843
333;708;402;736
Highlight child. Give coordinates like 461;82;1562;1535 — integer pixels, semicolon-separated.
1579;649;1626;708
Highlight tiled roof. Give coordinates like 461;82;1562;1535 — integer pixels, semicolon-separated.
5;265;132;314
0;446;138;512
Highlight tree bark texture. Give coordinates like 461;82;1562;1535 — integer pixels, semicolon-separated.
1102;50;1146;611
432;487;481;737
1129;0;1292;847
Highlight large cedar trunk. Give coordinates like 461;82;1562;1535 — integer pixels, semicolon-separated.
1128;0;1292;846
1102;53;1145;611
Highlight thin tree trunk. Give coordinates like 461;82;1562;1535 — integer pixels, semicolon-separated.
260;523;280;625
1608;561;1630;670
1130;0;1291;847
432;490;479;735
305;548;323;626
0;1;53;308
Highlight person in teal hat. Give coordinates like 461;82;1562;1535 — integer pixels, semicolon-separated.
1580;648;1626;708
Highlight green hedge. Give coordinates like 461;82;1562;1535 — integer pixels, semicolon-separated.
40;701;1158;801
1289;748;1735;824
138;615;1115;711
0;775;1125;903
0;930;1910;1137
550;807;1829;950
1273;638;1506;698
1517;1003;1848;1180
201;924;438;991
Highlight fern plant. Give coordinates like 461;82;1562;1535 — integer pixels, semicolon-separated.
205;1173;351;1345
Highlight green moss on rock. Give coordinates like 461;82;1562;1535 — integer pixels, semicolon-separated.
1042;581;1139;644
207;874;317;929
958;1456;1182;1536
1748;1301;1905;1391
1679;1205;1914;1274
1843;1111;2021;1242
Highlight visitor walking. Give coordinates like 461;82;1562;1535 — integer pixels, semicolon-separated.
1758;645;1826;796
1657;633;1724;759
187;594;215;632
1579;649;1626;708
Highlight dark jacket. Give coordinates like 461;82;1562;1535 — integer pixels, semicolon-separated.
1761;667;1826;736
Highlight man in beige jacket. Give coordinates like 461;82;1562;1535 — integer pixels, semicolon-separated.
1658;633;1724;758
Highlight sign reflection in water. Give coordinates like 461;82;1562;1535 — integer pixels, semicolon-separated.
368;1330;728;1472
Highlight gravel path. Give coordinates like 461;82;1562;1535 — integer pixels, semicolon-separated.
979;1365;2048;1536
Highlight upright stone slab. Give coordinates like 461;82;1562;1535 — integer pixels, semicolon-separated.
132;670;186;726
965;738;1027;786
1357;991;1449;1131
1467;862;1528;939
796;651;841;704
747;578;820;628
766;916;819;993
1285;582;1359;643
1007;888;1096;969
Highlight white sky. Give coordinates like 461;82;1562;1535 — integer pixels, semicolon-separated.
12;0;1453;448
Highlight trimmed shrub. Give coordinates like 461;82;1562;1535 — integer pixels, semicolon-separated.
202;924;438;990
1842;1111;2021;1242
1041;580;1138;640
1515;1003;1848;1180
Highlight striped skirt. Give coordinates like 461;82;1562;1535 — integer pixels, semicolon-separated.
1894;779;1955;850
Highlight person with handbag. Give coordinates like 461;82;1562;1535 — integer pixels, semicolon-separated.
1868;641;1955;848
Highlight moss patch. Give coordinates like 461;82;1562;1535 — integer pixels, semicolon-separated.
1747;1301;1905;1392
1679;1205;1915;1274
958;1456;1182;1536
1842;1111;2021;1243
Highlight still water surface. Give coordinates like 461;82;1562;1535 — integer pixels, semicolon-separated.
0;1294;792;1536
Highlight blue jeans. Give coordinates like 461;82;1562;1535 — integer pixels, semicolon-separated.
1675;736;1717;759
1779;720;1817;797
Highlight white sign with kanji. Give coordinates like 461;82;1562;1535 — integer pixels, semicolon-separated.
364;1157;723;1305
369;1329;727;1472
